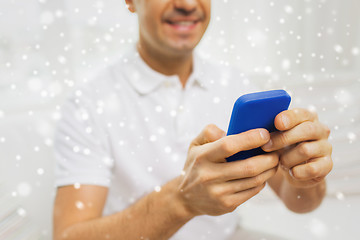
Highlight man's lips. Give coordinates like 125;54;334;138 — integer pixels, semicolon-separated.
166;20;199;26
162;10;204;32
164;19;200;31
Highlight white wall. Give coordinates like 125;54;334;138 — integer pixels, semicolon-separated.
0;0;359;239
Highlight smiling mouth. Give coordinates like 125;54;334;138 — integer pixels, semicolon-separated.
164;20;200;33
165;20;200;26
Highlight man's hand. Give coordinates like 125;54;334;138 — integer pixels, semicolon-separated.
178;124;279;217
262;108;333;189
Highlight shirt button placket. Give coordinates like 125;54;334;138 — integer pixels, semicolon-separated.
175;90;190;141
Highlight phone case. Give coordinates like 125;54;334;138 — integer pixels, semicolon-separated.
226;89;291;162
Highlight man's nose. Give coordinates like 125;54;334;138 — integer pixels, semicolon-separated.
174;0;197;14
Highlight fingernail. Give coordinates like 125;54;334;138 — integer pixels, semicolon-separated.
262;139;273;150
282;115;290;129
259;129;268;140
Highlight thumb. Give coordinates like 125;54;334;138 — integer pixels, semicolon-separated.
191;124;226;146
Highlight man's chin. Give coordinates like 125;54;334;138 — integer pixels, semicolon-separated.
166;41;199;55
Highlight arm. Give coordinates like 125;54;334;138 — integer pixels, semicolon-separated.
54;125;280;239
53;179;192;240
267;167;326;213
263;108;333;213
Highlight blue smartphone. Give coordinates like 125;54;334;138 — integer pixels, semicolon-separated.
226;90;291;162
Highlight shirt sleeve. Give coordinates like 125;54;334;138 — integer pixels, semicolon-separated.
53;92;114;188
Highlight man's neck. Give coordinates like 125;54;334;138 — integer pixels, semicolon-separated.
137;42;193;88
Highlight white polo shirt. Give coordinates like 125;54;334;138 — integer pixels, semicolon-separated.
54;45;257;240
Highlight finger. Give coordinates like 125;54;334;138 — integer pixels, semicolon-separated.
262;121;330;152
275;108;318;131
280;140;333;169
216;152;279;181
214;167;277;195
291;156;333;181
204;128;270;162
191;124;226;146
225;183;266;210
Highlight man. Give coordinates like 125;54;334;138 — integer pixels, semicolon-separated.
53;0;333;239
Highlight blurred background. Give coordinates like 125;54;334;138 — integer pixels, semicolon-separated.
0;0;359;239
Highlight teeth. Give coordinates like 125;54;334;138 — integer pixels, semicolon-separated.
174;21;195;26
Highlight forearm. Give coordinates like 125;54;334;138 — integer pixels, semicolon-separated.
56;177;193;240
269;168;326;213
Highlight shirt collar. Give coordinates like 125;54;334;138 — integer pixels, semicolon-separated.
120;45;208;95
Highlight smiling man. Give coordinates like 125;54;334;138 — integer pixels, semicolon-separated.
53;0;333;239
131;0;210;86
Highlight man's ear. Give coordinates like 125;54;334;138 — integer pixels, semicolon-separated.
125;0;136;13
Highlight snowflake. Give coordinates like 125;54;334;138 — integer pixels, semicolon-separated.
154;186;161;192
75;201;84;210
17;182;32;197
37;168;45;175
